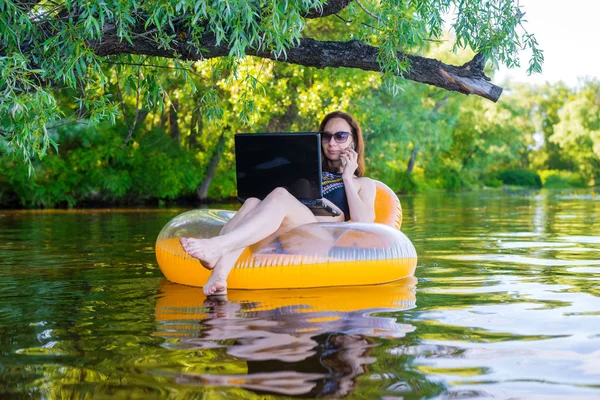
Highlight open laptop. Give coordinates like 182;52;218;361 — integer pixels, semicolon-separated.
234;132;341;217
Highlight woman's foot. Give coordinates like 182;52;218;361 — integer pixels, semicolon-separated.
180;237;227;270
203;270;228;296
202;248;244;297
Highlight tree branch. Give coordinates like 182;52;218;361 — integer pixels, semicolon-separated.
120;68;142;149
355;0;379;20
15;0;41;13
303;0;352;18
94;33;502;101
8;0;502;102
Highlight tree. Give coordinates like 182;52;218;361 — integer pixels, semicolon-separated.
526;82;574;172
444;92;536;185
551;80;600;183
1;0;542;170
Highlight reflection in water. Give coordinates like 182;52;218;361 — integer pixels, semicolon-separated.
154;277;416;397
2;191;600;398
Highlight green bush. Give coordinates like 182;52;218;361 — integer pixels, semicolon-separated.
544;174;569;189
392;171;419;194
568;174;589;188
539;170;588;189
441;168;463;191
497;169;542;188
0;122;205;208
483;176;503;188
372;167;419;194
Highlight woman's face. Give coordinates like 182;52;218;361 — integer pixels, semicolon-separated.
321;117;354;162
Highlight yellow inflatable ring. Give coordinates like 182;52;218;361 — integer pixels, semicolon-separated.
155;181;417;289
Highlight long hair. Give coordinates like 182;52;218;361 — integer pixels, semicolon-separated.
318;111;365;177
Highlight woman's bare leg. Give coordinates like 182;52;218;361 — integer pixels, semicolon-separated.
181;187;316;269
201;198;261;295
181;198;261;274
202;249;244;296
219;197;262;237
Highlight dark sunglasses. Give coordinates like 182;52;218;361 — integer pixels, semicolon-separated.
320;131;351;143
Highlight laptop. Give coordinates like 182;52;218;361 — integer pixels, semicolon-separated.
234;132;341;217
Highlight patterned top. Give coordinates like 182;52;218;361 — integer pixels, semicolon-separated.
322;171;350;221
322;171;344;195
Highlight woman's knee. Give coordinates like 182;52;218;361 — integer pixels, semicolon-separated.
243;197;261;210
266;187;315;222
266;187;294;202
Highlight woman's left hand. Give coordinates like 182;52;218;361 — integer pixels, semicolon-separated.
341;147;358;179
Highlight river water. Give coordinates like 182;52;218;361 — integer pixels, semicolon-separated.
1;189;599;399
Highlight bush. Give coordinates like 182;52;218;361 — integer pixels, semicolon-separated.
441;168;463;191
539;170;588;189
497;169;542;188
483;176;503;188
0;123;205;208
544;174;569;188
568;174;589;188
379;168;418;194
394;171;419;194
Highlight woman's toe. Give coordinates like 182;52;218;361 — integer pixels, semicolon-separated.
205;281;226;296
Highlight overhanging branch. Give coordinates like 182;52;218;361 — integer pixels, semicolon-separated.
303;0;352;18
6;0;502;102
95;34;502;101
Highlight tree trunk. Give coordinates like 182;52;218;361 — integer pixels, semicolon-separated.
197;132;226;201
136;108;149;127
406;95;446;173
267;103;298;131
407;146;418;173
159;111;168;130
169;98;180;141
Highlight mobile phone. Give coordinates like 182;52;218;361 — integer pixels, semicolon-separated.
342;143;354;168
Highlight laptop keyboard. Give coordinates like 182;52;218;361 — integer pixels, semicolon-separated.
301;200;341;216
301;199;319;206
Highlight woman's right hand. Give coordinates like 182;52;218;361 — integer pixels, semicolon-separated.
340;147;358;179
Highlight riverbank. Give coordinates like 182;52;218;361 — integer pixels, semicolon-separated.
1;185;597;210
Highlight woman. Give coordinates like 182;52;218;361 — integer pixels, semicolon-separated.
181;111;377;296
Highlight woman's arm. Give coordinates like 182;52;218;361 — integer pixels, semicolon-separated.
340;146;376;222
344;177;376;222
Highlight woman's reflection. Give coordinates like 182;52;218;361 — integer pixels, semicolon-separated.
154;277;417;397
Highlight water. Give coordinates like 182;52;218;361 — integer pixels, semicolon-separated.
1;189;599;399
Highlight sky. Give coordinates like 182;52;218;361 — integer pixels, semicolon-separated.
493;0;600;87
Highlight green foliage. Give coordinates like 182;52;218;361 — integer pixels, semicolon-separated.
0;122;203;208
544;174;575;189
483;176;503;188
429;85;537;192
453;0;543;74
497;169;542;188
525;82;573;171
1;1;596;205
441;168;464;192
514;79;600;185
381;168;418;194
549;79;600;182
539;170;588;189
2;53;599;206
1;0;541;171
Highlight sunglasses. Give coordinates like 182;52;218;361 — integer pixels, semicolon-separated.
320;131;351;143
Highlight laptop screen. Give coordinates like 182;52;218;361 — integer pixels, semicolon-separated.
235;133;323;201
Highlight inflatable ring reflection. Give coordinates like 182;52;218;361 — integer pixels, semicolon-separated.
154;276;417;339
